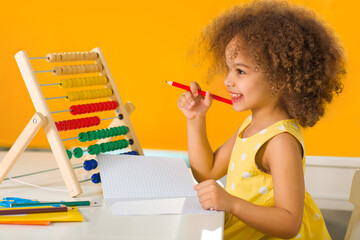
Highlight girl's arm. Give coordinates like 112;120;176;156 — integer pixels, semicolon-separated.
177;82;236;182
195;132;304;238
187;117;238;182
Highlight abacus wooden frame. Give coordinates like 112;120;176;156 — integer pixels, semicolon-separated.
0;48;143;197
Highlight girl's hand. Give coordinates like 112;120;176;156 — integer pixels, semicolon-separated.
194;179;235;212
177;81;212;119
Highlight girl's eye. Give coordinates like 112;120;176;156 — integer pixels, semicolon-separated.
237;69;245;75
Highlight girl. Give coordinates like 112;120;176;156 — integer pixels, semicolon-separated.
177;0;346;239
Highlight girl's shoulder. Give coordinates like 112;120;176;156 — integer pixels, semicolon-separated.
268;119;304;146
264;119;305;162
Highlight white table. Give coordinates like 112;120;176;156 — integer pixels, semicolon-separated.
0;151;224;240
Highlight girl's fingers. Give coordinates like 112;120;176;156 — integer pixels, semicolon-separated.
190;81;201;97
195;181;217;198
177;97;186;109
184;91;195;108
199;199;215;210
195;179;216;189
204;91;213;106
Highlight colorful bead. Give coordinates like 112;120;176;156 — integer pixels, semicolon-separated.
66;88;112;102
66;150;73;159
55;116;101;131
59;76;108;89
91;173;101;184
73;147;84;158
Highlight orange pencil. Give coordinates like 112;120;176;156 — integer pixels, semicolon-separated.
0;221;51;226
166;81;232;105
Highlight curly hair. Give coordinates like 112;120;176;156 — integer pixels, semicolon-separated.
195;0;346;127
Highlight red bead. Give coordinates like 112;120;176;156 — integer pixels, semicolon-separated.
87;117;93;126
87;104;92;113
104;102;110;110
94;116;101;125
111;101;118;109
55;122;60;131
59;121;66;131
93;103;99;112
77;105;83;114
80;118;86;127
90;103;96;113
74;119;81;129
84;118;89;127
84;104;90;114
99;102;105;111
70;120;76;129
70;105;78;115
86;118;92;127
65;120;71;130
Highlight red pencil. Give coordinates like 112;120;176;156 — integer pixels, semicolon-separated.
166;81;232;105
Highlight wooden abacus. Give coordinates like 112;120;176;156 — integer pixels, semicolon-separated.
0;48;143;197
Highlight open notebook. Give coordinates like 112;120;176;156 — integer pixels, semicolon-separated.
97;154;214;216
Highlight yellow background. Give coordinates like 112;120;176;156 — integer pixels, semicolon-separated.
0;0;359;157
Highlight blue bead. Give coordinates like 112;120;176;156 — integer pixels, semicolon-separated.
122;151;139;155
91;173;101;184
83;160;92;171
83;159;98;171
90;159;98;169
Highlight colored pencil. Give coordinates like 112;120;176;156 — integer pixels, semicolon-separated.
166;81;232;105
0;221;51;226
0;206;71;215
11;201;95;207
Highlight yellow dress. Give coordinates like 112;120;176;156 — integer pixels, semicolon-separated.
224;115;331;240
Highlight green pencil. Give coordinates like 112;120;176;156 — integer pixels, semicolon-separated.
11;201;96;207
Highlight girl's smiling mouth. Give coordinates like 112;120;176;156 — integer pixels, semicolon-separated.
229;92;244;102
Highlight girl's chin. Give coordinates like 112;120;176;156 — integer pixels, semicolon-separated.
232;103;247;112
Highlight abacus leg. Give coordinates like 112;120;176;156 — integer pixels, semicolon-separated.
0;112;46;183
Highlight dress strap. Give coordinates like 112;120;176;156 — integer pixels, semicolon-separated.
237;115;252;136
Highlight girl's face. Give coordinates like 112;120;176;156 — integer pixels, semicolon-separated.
224;37;276;113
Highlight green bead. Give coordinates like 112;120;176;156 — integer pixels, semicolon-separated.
98;130;104;139
108;142;114;151
119;126;124;135
106;129;112;137
78;132;88;142
119;140;124;148
73;147;84;158
96;144;101;155
101;129;107;139
116;126;120;134
115;141;121;149
88;131;95;141
111;128;117;137
109;127;115;136
88;145;96;155
66;150;72;159
122;126;129;135
105;142;111;151
100;143;108;152
102;129;108;138
94;131;100;140
124;139;129;148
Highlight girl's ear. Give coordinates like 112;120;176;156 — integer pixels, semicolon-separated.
270;82;286;98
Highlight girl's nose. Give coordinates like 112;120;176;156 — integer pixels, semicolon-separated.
224;74;235;87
